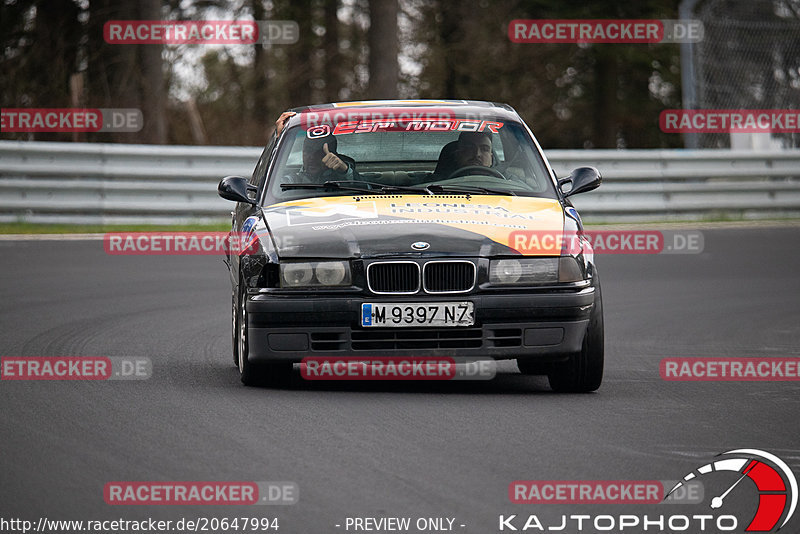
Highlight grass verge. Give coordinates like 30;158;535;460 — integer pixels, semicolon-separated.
0;222;230;234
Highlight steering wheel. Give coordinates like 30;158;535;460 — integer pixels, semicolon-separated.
447;165;507;180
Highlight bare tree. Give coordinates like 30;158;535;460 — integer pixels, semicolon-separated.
252;0;271;137
283;0;315;105
367;0;398;99
139;0;166;144
324;0;342;102
87;0;166;143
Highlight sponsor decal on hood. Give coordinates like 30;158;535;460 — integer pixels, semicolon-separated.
261;195;564;258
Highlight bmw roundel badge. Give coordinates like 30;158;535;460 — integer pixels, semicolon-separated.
411;241;430;251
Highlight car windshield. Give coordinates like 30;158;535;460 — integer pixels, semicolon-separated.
264;114;557;204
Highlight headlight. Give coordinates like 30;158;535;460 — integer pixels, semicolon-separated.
280;261;351;287
281;262;313;287
315;261;347;285
491;259;524;284
489;257;581;285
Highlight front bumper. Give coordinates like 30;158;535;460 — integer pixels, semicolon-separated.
246;288;595;363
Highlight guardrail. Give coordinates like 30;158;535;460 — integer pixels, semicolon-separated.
1;140;799;224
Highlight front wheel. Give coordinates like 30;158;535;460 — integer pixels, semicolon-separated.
236;284;292;387
547;276;604;393
231;286;240;367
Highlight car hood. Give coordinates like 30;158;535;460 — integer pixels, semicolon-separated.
261;195;565;259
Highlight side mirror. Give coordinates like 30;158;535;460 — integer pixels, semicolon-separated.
558;167;602;198
218;176;256;205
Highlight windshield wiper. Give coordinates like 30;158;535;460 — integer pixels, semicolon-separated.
280;180;374;194
280;180;514;196
281;180;433;195
375;184;434;195
426;184;516;196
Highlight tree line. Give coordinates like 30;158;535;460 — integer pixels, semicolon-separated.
1;0;705;149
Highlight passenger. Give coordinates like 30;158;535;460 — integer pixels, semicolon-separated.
274;111;295;136
274;112;355;182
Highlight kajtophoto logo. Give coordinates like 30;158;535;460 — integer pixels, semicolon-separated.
665;449;797;532
499;449;795;533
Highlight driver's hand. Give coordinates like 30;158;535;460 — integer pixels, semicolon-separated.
322;143;348;172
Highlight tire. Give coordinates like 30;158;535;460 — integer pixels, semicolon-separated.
547;275;604;393
231;286;240;367
236;284;292;387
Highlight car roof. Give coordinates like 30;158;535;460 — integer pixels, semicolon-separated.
286;99;521;122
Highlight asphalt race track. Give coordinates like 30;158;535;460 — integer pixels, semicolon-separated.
1;225;799;533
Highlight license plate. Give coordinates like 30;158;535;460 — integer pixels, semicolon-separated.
361;302;474;327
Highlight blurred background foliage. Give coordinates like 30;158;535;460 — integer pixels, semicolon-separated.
1;0;798;148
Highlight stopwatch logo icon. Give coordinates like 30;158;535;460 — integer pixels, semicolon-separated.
665;449;797;531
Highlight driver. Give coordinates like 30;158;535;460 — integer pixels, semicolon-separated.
432;131;495;180
454;131;493;168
